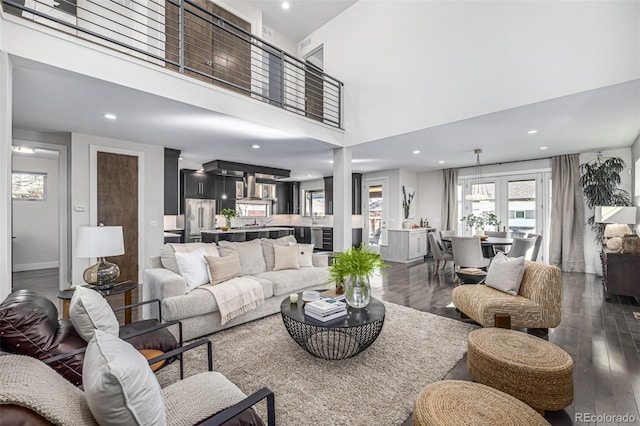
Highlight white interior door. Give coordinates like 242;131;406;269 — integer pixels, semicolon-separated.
364;178;388;252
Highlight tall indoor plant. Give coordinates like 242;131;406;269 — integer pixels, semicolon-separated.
579;154;632;244
327;245;388;308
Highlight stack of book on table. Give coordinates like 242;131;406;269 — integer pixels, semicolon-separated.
304;299;347;322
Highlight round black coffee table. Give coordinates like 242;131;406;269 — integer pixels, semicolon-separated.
280;295;385;360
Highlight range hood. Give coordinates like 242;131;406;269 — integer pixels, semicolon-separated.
202;160;290;200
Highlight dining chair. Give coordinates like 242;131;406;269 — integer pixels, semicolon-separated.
484;230;508;252
439;230;456;251
451;236;491;271
428;232;454;272
526;233;543;261
506;237;536;259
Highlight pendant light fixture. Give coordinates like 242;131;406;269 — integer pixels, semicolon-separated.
221;170;228;200
465;149;491;201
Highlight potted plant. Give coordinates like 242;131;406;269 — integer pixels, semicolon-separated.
460;213;502;236
579;154;632;274
327;245;388;308
220;208;237;231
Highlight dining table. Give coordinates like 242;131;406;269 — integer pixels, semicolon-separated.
442;236;514;258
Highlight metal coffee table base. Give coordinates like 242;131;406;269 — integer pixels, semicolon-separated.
281;314;385;360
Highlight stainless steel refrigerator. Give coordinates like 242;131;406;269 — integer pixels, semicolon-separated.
185;198;216;242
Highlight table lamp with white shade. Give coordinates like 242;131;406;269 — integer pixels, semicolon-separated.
76;224;125;289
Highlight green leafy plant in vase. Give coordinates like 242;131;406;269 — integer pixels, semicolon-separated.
220;208;237;231
327;245;388;308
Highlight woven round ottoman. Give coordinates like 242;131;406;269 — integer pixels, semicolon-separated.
467;328;573;413
414;380;549;425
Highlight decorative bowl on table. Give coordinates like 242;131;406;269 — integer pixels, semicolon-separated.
302;290;320;303
220;226;230;231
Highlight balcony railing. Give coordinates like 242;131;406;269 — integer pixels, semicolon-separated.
3;0;344;128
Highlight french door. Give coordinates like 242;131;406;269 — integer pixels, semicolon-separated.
459;172;551;262
364;178;388;253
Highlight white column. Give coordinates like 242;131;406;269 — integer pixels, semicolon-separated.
332;147;352;252
0;52;13;300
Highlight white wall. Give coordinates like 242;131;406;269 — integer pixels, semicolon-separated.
458;158;552;178
0;51;13;301
12;155;59;270
632;135;640;209
579;148;633;274
417;170;444;230
70;133;164;287
301;1;639;146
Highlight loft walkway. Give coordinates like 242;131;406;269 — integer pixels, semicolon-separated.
3;0;343;128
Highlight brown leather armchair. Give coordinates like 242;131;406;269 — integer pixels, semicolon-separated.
0;289;180;386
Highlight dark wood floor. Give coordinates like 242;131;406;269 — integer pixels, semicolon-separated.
12;261;640;425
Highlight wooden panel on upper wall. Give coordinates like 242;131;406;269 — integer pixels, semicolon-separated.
97;151;139;283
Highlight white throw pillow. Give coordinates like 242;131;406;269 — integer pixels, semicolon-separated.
84;330;166;426
290;242;314;267
175;247;210;293
273;244;301;271
69;285;119;342
484;252;525;296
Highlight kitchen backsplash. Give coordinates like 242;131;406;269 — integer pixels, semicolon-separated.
218;214;364;229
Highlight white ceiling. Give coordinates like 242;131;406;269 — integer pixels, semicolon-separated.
245;0;357;42
10;56;640;180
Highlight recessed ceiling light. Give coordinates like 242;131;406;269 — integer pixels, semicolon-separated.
527;130;537;134
438;160;445;164
281;2;290;9
539;146;548;150
104;113;117;120
329;160;334;164
413;150;421;155
252;144;261;149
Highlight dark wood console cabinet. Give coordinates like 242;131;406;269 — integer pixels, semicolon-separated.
602;252;640;299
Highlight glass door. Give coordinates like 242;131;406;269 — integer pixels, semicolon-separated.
364;178;388;252
506;178;538;238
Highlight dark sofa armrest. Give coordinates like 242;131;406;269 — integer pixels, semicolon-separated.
199;387;275;426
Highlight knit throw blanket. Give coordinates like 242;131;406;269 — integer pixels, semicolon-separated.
200;277;264;325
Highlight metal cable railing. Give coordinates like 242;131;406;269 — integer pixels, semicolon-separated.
3;0;343;128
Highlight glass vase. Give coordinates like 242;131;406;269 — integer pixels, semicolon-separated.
225;218;232;229
346;275;371;308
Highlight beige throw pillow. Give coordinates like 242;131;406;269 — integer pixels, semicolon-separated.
273;244;301;271
205;252;242;285
83;330;166;426
261;235;297;271
218;239;266;275
484;252;525;296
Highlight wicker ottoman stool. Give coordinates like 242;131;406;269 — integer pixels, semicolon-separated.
414;380;549;425
467;328;573;413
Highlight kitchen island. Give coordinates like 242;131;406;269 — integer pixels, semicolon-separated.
201;227;294;243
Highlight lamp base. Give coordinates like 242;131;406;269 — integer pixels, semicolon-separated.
83;257;120;290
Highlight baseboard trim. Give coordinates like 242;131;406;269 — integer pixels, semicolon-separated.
13;261;59;272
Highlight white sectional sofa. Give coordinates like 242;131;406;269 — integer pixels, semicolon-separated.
143;236;330;340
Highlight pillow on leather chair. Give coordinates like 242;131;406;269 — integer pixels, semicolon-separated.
0;289;86;386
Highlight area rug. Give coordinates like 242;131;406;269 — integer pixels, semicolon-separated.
156;302;477;425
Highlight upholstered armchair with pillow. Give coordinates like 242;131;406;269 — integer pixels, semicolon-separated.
452;258;562;332
0;332;275;425
0;288;180;386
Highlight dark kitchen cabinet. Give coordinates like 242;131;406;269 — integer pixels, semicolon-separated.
164;148;180;215
352;228;363;248
324;177;333;215
352;173;362;215
181;169;216;200
275;182;295;214
322;228;333;251
292;182;300;214
294;226;311;244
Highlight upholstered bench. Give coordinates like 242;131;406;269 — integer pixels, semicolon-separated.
467;328;574;414
413;380;549;425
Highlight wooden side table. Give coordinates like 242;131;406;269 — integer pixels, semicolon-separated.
602;252;640;299
58;281;139;324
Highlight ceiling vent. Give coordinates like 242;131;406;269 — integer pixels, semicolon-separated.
300;37;311;50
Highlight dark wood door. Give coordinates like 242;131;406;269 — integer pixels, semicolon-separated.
210;3;251;95
305;61;324;122
97;152;138;284
164;148;180;215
